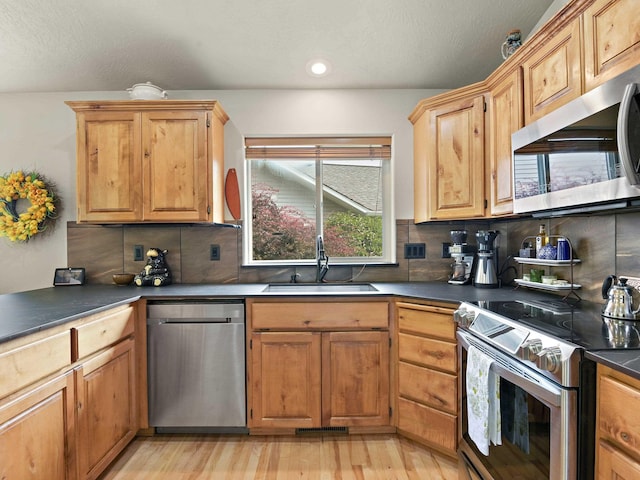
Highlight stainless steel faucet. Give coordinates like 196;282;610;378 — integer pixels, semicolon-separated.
316;235;329;282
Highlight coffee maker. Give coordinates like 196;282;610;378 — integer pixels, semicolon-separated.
474;230;500;288
448;230;474;285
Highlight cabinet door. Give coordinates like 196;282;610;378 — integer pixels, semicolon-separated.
522;17;582;124
75;111;142;222
76;338;137;480
584;0;640;91
428;95;485;220
0;372;76;480
488;69;522;216
141;110;210;222
597;373;640;459
250;332;321;429
598;440;640;479
322;331;389;426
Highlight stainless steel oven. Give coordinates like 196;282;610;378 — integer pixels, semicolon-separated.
454;301;596;480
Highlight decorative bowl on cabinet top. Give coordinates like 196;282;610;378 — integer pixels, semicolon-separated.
126;81;168;100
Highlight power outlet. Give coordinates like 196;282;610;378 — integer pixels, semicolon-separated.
404;243;426;259
133;244;144;261
210;244;220;261
442;242;451;258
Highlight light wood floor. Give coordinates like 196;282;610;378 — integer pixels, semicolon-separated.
99;434;459;480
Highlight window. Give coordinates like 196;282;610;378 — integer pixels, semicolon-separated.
244;136;394;266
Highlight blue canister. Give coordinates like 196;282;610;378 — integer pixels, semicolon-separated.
557;237;571;260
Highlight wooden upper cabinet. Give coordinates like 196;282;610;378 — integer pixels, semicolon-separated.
486;68;523;216
412;109;430;223
522;17;583;124
428;94;486;220
74;110;142;222
583;0;640;91
66;100;228;224
141;110;209;222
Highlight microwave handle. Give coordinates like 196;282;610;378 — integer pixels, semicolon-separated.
617;82;640;188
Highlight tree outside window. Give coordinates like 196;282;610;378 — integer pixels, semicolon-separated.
245;137;393;265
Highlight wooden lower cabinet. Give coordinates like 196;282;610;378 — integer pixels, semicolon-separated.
397;397;456;453
596;364;640;478
598;440;640;479
250;331;322;428
0;371;76;480
250;330;390;429
322;331;390;427
75;337;137;480
247;299;391;431
395;301;458;456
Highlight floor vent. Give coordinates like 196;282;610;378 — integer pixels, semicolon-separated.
295;427;348;436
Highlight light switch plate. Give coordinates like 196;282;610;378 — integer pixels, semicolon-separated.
133;245;144;261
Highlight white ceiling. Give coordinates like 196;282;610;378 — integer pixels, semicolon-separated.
0;0;555;93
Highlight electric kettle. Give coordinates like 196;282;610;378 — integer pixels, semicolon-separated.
602;275;640;320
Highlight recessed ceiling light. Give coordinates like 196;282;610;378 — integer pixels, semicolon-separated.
306;59;331;77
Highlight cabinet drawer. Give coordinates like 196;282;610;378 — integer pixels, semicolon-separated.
598;439;640;478
0;331;71;399
251;301;388;330
598;374;640;459
397;397;457;454
398;333;456;372
396;304;456;340
398;361;456;414
73;305;135;360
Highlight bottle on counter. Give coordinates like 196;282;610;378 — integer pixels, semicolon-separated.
535;224;548;253
536;224;557;260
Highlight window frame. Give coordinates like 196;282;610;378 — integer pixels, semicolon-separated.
242;136;395;267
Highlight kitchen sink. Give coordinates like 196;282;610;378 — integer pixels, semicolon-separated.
262;283;378;293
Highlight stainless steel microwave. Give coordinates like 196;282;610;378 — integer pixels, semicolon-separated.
512;64;640;215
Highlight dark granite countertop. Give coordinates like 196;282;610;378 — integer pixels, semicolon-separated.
585;349;640;381
3;280;639;378
0;281;554;344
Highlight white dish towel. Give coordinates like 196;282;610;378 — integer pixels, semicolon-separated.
466;345;501;455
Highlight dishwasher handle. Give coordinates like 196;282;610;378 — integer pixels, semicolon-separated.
150;317;240;325
147;302;245;326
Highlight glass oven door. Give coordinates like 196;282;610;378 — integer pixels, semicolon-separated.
457;331;577;480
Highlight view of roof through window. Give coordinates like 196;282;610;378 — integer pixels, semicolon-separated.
244;137;393;265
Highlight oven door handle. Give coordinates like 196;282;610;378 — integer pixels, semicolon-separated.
458;330;564;408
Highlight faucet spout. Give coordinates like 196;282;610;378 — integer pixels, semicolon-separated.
316;235;329;282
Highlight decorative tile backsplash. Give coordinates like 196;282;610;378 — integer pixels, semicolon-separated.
67;210;640;303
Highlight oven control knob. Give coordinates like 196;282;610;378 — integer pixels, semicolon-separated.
520;339;543;362
453;308;475;327
536;346;563;373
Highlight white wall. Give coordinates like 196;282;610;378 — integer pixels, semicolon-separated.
526;0;570;41
0;88;442;293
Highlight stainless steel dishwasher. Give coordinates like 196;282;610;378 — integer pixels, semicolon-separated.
147;300;247;433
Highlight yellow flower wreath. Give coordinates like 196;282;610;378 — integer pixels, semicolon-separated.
0;171;57;242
